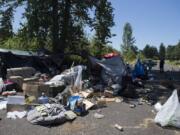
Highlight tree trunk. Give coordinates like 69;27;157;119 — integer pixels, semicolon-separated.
52;0;59;53
59;0;71;51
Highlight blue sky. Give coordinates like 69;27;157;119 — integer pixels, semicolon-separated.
13;0;180;51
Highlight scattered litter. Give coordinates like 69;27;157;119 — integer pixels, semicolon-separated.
154;90;180;128
7;111;27;119
94;112;104;119
115;97;123;103
138;101;143;105
2;90;16;96
7;96;25;105
104;90;114;98
0;101;7;110
38;93;49;104
27;104;66;125
79;90;93;98
129;104;136;108
64;111;77;120
114;124;123;131
83;99;94;111
96;98;107;107
154;102;162;112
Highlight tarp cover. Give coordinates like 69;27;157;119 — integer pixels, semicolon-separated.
132;59;145;79
89;55;127;85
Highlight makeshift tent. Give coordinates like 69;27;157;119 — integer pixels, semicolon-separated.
132;59;145;80
0;48;60;74
89;55;127;86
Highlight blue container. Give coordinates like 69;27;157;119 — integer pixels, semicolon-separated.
38;95;49;104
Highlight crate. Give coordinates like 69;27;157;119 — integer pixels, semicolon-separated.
22;82;50;101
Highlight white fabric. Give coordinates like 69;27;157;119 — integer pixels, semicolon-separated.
7;111;27;119
46;65;86;89
0;101;7;110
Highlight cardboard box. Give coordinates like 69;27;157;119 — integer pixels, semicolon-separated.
9;76;23;88
104;90;114;98
22;82;50;101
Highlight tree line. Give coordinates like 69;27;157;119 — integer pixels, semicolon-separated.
0;0;115;56
121;22;180;61
0;1;179;61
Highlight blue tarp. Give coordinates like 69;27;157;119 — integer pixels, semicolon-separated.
132;59;145;80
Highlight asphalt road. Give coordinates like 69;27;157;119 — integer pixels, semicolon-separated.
0;63;180;135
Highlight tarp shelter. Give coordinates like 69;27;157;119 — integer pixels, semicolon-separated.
132;59;145;80
0;48;59;74
89;55;127;85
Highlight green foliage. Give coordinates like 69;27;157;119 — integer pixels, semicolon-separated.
0;0;117;62
94;0;115;44
137;51;145;61
123;48;136;62
143;44;159;59
0;0;115;55
166;41;180;60
0;36;39;51
159;43;166;59
121;22;136;54
121;22;138;61
0;6;13;41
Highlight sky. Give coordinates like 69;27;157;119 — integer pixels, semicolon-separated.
13;0;180;51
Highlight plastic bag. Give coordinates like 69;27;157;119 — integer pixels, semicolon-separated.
74;65;84;90
0;78;4;93
154;90;180;128
154;102;162;112
45;65;86;89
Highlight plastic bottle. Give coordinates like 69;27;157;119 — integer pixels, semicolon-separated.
38;92;49;104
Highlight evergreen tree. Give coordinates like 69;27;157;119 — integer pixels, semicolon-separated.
159;43;166;59
143;44;159;59
121;22;136;55
0;0;116;55
0;6;14;41
94;0;114;44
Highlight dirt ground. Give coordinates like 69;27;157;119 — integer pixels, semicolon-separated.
0;64;180;135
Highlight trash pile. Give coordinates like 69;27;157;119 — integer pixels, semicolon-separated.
0;54;130;126
1;53;178;130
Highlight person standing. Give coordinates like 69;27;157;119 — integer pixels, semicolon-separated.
0;57;7;81
159;58;165;73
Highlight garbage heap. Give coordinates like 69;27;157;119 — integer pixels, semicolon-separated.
0;54;153;126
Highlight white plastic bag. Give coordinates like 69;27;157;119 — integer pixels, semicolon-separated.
154;102;162;112
154;90;180;128
45;65;86;89
0;78;4;93
74;65;84;90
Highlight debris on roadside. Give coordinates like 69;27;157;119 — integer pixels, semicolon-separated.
154;90;180;128
129;104;136;108
7;111;27;119
114;124;124;131
0;52;173;129
94;112;104;119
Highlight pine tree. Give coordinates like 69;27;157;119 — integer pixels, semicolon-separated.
0;6;14;41
159;43;166;59
94;0;114;44
121;22;136;55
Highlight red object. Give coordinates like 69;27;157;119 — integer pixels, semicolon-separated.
3;80;14;85
103;52;119;58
